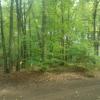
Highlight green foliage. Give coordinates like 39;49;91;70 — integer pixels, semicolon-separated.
0;0;100;73
67;41;91;62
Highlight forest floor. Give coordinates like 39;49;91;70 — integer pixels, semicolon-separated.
0;71;100;100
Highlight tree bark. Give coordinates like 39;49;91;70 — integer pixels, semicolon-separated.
41;0;47;62
0;0;8;73
15;0;21;71
93;0;99;56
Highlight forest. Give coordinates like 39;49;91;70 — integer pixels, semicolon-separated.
0;0;100;73
0;0;100;100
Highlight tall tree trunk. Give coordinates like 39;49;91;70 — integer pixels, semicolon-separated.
27;0;33;67
41;0;46;62
93;0;99;56
0;0;8;73
28;0;32;62
15;0;21;71
8;0;14;72
61;0;65;64
21;2;27;68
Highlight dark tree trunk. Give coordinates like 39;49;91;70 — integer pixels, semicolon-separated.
41;0;47;62
21;2;27;68
15;0;21;71
61;0;65;65
8;0;14;72
93;0;99;56
0;0;8;73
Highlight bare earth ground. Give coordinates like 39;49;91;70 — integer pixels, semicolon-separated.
0;72;100;100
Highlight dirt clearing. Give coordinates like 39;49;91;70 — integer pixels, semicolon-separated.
0;72;100;100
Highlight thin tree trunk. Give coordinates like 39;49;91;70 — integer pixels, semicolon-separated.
21;2;27;68
15;0;21;71
8;0;14;72
29;15;32;59
41;0;46;62
0;0;8;73
61;0;65;64
28;0;32;61
93;0;99;56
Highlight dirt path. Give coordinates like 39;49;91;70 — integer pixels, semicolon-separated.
0;72;100;100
